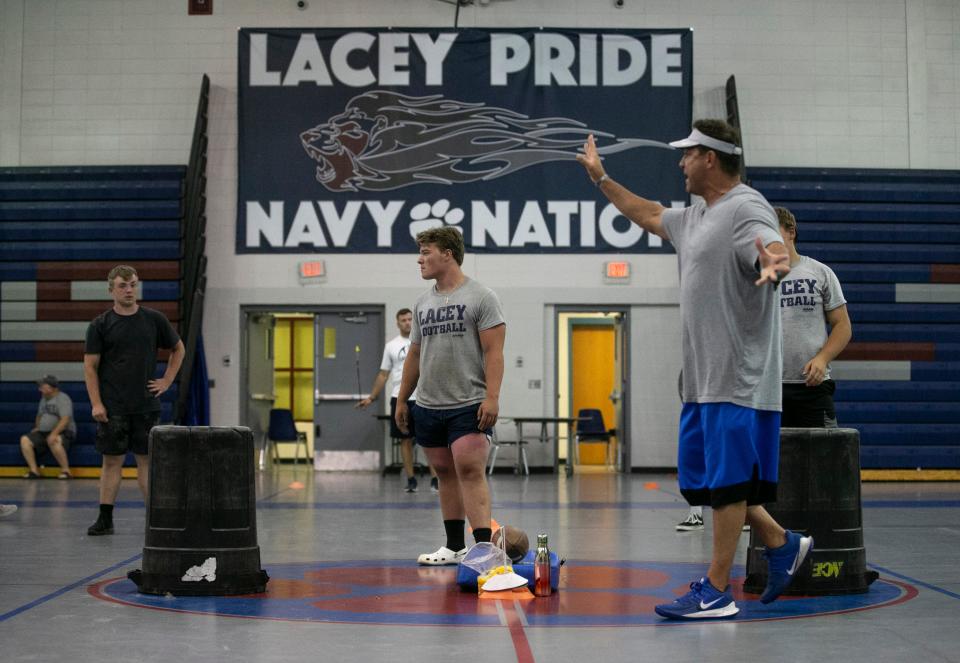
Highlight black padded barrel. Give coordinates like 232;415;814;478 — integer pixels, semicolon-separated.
744;427;878;596
128;426;269;596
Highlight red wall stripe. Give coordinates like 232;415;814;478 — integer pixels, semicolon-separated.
36;282;73;301
35;261;180;281
31;342;172;361
930;264;960;283
34;342;85;361
35;301;179;321
839;342;935;361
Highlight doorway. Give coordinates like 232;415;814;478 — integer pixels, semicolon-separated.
241;306;385;469
556;308;629;473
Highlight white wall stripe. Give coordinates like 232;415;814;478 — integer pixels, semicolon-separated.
0;321;88;341
72;281;140;301
0;301;37;321
0;362;83;382
0;282;36;301
831;360;911;381
895;283;960;304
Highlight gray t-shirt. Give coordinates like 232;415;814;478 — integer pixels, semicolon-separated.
662;184;784;411
36;391;77;435
410;277;505;409
780;255;846;383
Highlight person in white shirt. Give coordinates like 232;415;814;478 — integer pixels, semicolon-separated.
357;309;438;493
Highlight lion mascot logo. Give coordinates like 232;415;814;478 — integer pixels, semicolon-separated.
300;90;671;193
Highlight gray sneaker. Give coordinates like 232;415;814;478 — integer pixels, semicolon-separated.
676;512;704;531
0;504;18;518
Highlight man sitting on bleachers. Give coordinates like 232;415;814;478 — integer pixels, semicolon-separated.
20;374;75;479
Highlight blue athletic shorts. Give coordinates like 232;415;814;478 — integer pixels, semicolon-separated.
411;402;492;448
677;402;780;508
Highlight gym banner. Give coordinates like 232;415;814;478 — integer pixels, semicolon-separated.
237;28;692;254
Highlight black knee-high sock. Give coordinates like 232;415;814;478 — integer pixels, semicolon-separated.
443;519;465;551
473;527;492;544
99;504;114;522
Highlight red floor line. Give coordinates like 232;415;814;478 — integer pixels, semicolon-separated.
505;601;535;663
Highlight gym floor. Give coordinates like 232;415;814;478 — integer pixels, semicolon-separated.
1;468;957;663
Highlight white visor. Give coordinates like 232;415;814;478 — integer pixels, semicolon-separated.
669;128;743;155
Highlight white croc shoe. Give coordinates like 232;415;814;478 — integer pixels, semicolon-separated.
417;546;467;566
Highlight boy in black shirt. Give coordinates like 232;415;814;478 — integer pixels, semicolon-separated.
83;265;184;535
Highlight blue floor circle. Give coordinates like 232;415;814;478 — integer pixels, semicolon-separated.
90;560;915;626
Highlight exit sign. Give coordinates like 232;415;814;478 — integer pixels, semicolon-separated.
604;261;631;284
298;260;326;284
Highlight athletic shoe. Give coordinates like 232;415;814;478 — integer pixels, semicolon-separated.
760;529;814;604
404;477;418;493
23;471;40;480
654;577;739;620
417;546;467;566
0;504;18;518
430;477;439;493
57;471;72;480
676;512;704;531
87;517;114;536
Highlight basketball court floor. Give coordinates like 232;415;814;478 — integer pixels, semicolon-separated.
1;469;957;662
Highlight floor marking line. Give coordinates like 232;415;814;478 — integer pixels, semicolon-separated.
495;599;508;626
0;552;143;623
505;600;535;663
869;564;960;600
514;599;530;627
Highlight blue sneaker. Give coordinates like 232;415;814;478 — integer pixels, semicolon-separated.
654;577;738;620
760;529;813;604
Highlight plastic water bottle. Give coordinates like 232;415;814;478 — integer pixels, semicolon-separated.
533;533;551;596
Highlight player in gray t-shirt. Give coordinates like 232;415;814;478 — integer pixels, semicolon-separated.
20;374;75;479
578;119;811;619
395;226;506;566
776;207;852;428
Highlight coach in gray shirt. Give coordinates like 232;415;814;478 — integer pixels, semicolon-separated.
21;375;75;479
578;119;812;620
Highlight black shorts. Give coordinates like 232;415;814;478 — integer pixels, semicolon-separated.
27;429;74;456
412;402;492;448
782;381;838;428
96;412;160;456
389;397;416;440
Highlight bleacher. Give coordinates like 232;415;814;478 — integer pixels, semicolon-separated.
751;167;960;469
0;166;186;468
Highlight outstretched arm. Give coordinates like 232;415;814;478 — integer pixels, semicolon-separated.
356;370;389;408
754;238;790;286
576;134;668;239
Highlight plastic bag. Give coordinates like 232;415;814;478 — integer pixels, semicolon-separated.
460;542;507;575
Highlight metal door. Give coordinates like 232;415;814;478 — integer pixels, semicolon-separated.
244;312;276;442
611;312;627;470
313;309;384;470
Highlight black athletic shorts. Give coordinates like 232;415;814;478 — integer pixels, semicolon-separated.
782;380;838;428
96;412;159;456
27;429;75;456
412;402;492;448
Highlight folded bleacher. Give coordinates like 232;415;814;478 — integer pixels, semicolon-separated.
0;166;185;468
752;167;960;469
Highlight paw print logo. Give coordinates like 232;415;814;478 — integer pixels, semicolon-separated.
408;199;465;239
